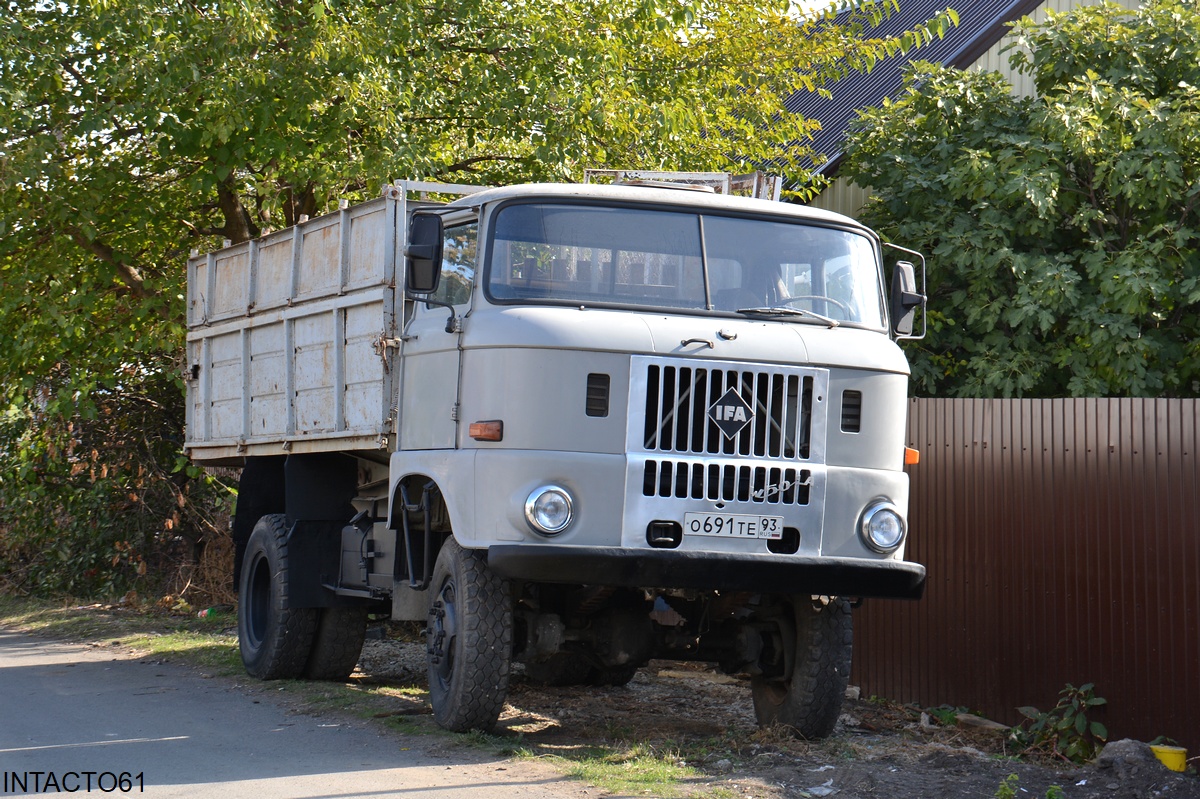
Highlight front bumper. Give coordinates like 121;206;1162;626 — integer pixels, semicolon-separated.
488;545;926;600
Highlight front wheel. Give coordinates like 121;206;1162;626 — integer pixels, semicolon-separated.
750;596;852;739
238;514;318;680
426;539;513;732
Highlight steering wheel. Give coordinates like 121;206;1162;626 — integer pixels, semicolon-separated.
778;294;849;318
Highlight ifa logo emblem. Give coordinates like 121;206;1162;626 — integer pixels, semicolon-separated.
707;387;755;438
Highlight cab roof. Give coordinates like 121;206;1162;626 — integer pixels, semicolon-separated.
445;182;873;236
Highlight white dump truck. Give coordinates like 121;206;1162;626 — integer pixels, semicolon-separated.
185;172;927;736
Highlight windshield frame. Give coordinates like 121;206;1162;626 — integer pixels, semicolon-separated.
479;196;889;332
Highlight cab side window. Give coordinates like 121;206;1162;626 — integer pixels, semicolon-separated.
428;222;477;307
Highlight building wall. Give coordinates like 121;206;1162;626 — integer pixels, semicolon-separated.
808;0;1142;218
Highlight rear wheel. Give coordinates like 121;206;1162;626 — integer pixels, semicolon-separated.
238;514;318;680
304;607;369;681
750;596;852;739
426;539;513;732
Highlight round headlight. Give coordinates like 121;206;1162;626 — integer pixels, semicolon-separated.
860;501;906;553
524;485;574;535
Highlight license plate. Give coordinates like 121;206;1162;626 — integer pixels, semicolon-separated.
683;512;784;540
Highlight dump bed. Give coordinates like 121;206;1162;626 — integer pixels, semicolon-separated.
185;193;405;464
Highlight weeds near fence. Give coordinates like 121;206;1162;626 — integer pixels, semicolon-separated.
994;774;1063;799
1008;683;1108;764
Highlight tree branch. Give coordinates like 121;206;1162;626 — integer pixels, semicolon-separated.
215;176;260;244
437;154;525;174
65;226;153;301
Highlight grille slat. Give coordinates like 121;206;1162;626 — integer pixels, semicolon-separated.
675;367;692;451
706;370;721;454
644;365;661;449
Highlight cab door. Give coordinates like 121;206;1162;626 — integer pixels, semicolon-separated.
398;215;479;450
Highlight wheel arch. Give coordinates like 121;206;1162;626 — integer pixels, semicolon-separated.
234;453;365;608
388;472;456;589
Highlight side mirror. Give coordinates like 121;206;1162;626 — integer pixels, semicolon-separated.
890;260;926;338
405;213;444;295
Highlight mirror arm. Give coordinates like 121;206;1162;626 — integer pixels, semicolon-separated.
413;294;461;334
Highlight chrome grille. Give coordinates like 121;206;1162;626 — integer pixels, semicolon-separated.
642;364;813;459
642;459;811;505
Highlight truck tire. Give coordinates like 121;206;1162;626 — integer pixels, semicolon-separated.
238;514;318;680
750;596;852;739
426;539;512;732
304;607;369;681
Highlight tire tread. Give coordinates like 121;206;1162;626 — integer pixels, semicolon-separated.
751;596;853;739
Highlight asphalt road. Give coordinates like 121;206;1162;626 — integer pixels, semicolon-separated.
0;629;586;798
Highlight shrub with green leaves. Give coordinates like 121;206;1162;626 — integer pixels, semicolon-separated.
0;362;233;599
1008;683;1108;764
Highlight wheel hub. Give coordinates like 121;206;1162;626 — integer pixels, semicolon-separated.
246;554;270;648
427;580;458;687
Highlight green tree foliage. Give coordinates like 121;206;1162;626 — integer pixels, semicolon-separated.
0;0;956;596
841;0;1200;397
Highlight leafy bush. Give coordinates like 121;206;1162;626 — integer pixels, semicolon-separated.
0;360;234;601
1008;683;1108;764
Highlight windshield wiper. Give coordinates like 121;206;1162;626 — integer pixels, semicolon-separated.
736;306;840;328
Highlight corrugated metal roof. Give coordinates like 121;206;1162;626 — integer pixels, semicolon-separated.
786;0;1043;175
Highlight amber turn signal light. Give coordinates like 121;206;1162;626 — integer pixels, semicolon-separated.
904;447;920;465
469;420;504;441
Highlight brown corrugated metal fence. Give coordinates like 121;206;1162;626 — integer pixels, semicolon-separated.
853;398;1200;754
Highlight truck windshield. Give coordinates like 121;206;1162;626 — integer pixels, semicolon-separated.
485;202;886;329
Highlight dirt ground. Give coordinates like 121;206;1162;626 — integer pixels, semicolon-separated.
358;631;1200;799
